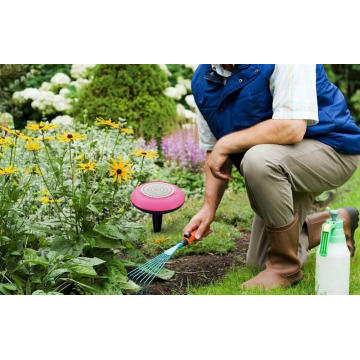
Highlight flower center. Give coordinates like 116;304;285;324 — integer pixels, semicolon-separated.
67;134;73;139
116;169;122;174
85;166;90;169
141;151;147;155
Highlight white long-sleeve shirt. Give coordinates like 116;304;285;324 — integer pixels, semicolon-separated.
197;64;319;151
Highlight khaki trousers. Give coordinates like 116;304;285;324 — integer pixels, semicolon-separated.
239;139;360;267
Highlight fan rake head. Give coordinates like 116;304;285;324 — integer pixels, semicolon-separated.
128;252;172;294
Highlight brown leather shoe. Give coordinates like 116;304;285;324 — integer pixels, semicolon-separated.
305;207;358;256
242;213;303;290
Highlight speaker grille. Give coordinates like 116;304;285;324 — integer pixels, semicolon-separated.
140;182;175;198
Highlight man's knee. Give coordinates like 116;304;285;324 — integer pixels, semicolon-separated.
240;145;279;182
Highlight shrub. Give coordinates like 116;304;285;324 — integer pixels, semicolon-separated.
0;119;158;294
73;65;177;140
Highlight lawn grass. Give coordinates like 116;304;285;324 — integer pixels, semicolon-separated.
189;167;360;295
140;190;252;258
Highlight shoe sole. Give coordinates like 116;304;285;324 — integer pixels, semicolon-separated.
343;207;358;257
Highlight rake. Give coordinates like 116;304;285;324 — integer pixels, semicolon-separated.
128;228;211;294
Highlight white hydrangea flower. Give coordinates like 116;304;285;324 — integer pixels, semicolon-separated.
51;115;73;126
70;64;95;79
165;84;187;100
40;81;52;91
158;64;171;76
52;94;71;112
12;88;40;105
177;76;191;91
50;73;71;87
59;88;71;96
31;91;57;114
184;109;197;122
185;94;196;110
176;103;186;116
70;78;90;90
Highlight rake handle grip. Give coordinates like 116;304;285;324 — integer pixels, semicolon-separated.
182;228;212;245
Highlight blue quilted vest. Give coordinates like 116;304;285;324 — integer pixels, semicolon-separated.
192;64;360;170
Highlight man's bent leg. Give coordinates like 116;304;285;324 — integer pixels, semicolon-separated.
239;139;359;289
247;192;316;268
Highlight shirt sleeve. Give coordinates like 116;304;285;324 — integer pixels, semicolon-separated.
196;105;217;151
271;64;319;126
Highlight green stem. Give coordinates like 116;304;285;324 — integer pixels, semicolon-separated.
110;182;118;214
99;128;109;163
42;132;58;182
110;130;120;158
33;152;73;230
69;142;80;236
11;137;18;166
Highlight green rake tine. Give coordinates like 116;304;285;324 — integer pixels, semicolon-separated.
131;254;167;278
136;257;169;294
137;255;169;288
128;254;167;286
128;255;165;279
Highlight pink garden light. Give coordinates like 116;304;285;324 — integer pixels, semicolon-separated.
130;181;185;232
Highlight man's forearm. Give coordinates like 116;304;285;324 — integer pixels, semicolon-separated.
217;119;307;155
203;152;232;213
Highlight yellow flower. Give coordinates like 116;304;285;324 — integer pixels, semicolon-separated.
76;153;85;161
0;165;19;175
107;155;135;183
24;166;41;175
78;161;96;173
132;149;157;159
155;237;168;243
1;126;17;136
96;117;133;133
0;136;13;149
57;132;86;143
25;139;43;152
41;189;49;196
18;133;33;142
26;121;58;131
41;196;61;204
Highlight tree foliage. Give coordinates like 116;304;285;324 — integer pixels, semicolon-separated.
72;64;177;140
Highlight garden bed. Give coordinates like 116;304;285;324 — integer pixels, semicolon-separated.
148;232;250;294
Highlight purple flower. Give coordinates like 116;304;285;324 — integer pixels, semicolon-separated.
161;127;205;170
136;137;158;151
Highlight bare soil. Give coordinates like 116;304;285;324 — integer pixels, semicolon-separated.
147;232;250;295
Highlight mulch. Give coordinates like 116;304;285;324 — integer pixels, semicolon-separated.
147;232;250;295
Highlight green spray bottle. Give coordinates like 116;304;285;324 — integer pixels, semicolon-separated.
315;210;350;295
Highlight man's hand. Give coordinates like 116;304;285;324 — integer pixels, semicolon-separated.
183;205;215;240
206;145;233;181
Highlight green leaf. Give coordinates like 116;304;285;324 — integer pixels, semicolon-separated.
94;236;124;249
119;280;142;294
125;249;147;264
65;264;97;277
63;278;97;292
10;274;24;295
156;268;175;280
51;236;84;256
22;249;49;266
43;268;69;283
32;290;64;295
68;257;105;267
0;283;17;295
0;236;11;246
94;223;125;240
87;203;100;214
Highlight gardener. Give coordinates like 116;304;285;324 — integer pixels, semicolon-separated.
184;64;360;290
